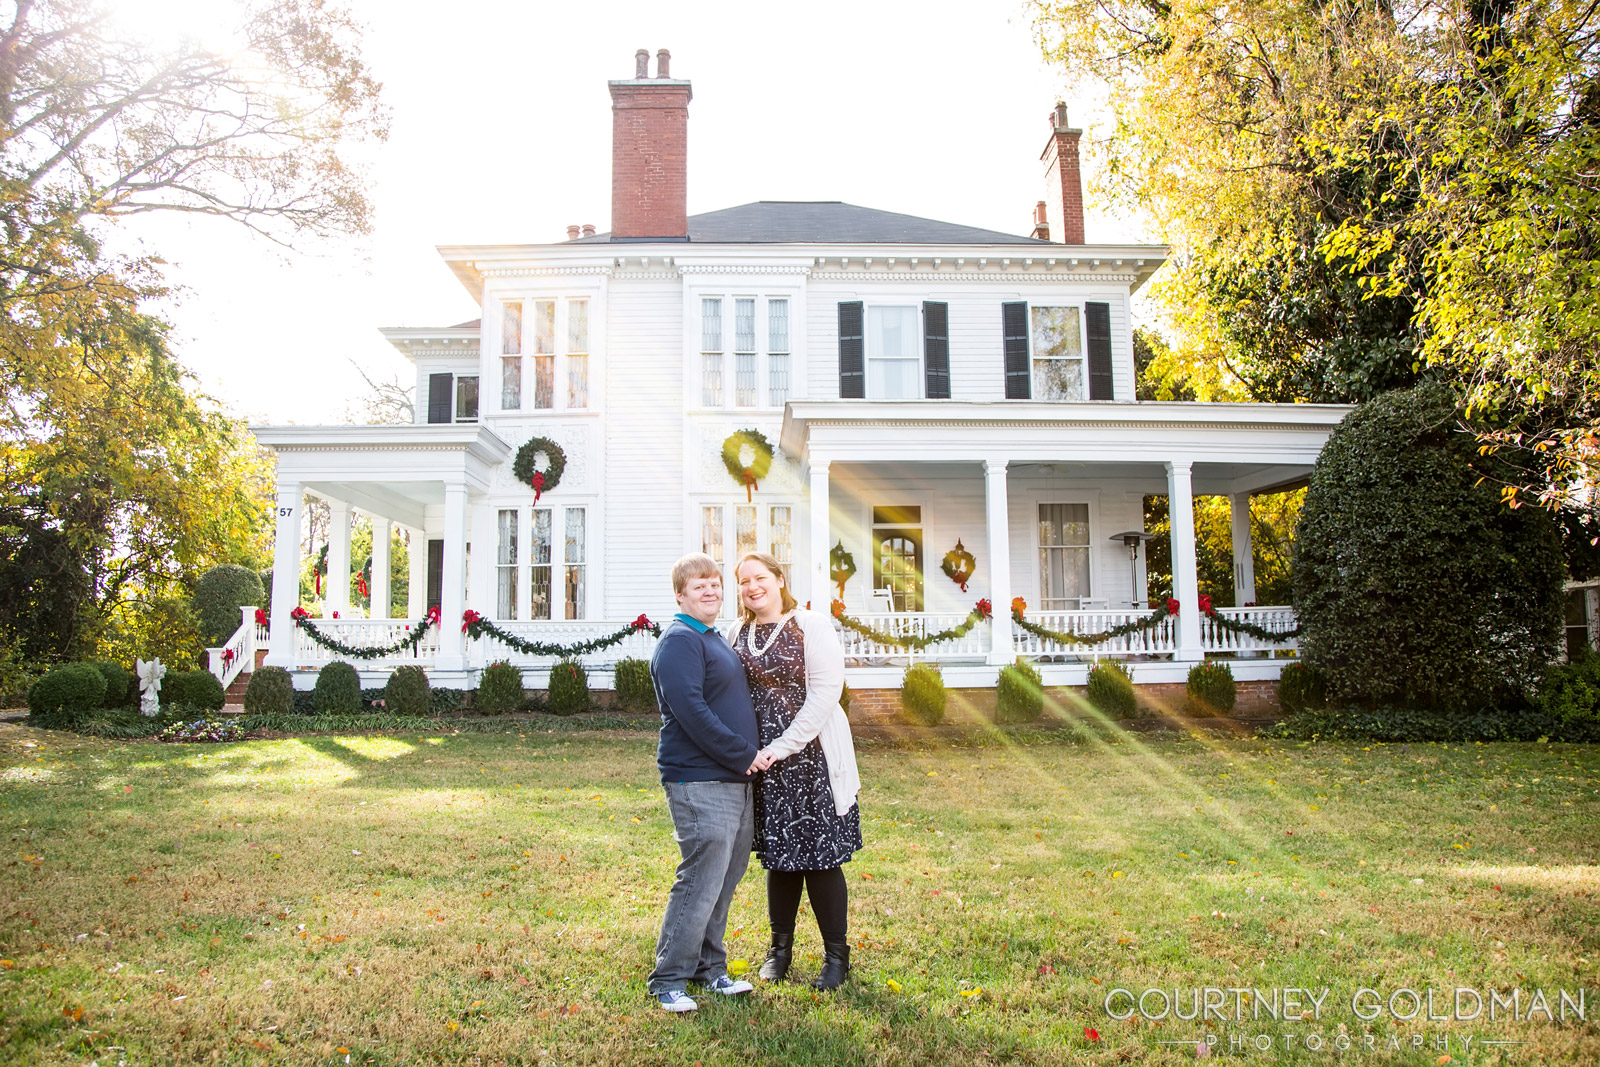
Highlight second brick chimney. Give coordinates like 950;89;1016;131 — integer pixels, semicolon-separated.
1041;103;1085;245
609;49;692;240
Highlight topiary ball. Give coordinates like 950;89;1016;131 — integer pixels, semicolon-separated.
996;660;1043;724
90;660;135;708
384;665;432;717
1085;661;1137;718
1186;661;1237;717
313;661;362;715
192;564;267;647
28;664;108;723
243;666;295;716
547;659;589;716
613;657;655;711
475;661;525;715
900;663;947;726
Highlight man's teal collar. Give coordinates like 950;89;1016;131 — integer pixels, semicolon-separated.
673;612;715;633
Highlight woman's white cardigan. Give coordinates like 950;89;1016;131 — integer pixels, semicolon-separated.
728;608;859;817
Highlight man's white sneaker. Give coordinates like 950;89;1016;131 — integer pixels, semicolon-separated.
657;990;698;1012
705;974;754;996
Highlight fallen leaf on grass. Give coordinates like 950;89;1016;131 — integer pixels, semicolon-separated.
886;979;902;992
1084;1026;1100;1042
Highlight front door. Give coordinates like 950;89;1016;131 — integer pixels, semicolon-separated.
872;506;923;612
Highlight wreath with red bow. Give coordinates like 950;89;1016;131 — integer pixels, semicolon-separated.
721;429;774;502
940;539;977;592
512;436;567;504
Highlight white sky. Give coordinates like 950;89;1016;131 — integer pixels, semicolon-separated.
111;0;1142;425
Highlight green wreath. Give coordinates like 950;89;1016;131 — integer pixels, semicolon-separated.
829;540;857;598
721;428;774;500
512;437;567;504
940;539;977;593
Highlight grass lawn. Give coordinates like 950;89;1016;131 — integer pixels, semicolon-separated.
1;718;1597;1065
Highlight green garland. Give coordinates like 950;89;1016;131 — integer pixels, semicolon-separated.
721;429;774;500
462;611;660;657
292;609;438;660
832;603;990;651
1010;602;1174;645
1205;612;1301;642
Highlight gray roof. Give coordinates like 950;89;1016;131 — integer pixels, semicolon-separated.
573;201;1046;246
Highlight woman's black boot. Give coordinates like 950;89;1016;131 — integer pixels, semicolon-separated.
812;938;851;991
758;933;793;981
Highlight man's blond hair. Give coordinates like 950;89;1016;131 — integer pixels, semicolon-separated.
671;553;722;594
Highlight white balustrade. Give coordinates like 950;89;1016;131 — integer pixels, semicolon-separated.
1012;608;1178;659
294;617;441;666
837;612;989;666
1201;606;1300;654
470;620;660;668
207;605;260;690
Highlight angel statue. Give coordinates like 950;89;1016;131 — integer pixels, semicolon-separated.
135;658;166;718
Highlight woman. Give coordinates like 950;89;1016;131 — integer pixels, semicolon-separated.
732;551;862;991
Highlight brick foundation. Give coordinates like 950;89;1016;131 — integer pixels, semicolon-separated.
845;679;1282;725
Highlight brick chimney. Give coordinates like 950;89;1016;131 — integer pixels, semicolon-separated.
1040;103;1085;245
1030;200;1050;241
609;49;692;240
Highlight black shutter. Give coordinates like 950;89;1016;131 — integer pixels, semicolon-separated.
427;373;453;424
923;301;950;399
1086;301;1114;400
1002;301;1031;399
838;301;864;399
426;539;444;612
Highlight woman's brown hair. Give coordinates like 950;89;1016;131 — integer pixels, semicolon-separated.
733;552;798;624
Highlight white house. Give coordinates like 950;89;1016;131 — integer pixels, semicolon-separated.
241;50;1353;694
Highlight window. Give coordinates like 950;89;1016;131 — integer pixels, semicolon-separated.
530;509;553;620
704;502;795;615
454;375;479;422
769;505;792;586
496;509;517;619
871;505;923;612
563;508;586;619
567;299;589;408
1038;503;1091;610
769;298;790;405
1030;306;1085;402
701;298;723;406
702;505;725;593
533;300;555;409
736;505;758;561
501;302;522;409
867;305;920;399
734;297;757;406
1566;587;1598;661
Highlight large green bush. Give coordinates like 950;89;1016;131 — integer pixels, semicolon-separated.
1186;661;1237;716
384;665;432;716
995;660;1043;724
1276;662;1326;714
1539;652;1600;728
312;661;362;714
161;669;225;712
90;660;135;708
900;663;946;725
476;661;525;715
243;666;295;716
547;659;590;716
613;658;655;711
192;564;267;647
28;663;107;722
1293;384;1565;710
1085;661;1137;718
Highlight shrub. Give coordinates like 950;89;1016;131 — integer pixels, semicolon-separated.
1186;661;1236;716
313;661;362;714
28;663;107;722
244;666;296;716
384;665;432;716
1085;661;1137;718
900;663;947;726
192;564;267;647
0;636;45;708
547;659;590;716
613;658;655;711
431;687;467;715
90;660;135;708
1293;383;1565;711
476;660;525;715
995;660;1043;724
1539;652;1600;727
1276;662;1327;715
161;669;226;712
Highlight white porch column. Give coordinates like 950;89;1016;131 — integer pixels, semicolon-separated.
325;500;352;617
436;483;469;670
370;518;392;619
984;459;1015;666
1230;492;1256;606
1166;461;1204;661
808;459;831;608
407;526;428;619
264;480;302;668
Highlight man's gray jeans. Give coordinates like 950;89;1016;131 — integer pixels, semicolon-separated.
647;780;754;994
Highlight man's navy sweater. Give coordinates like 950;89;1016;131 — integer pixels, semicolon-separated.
651;617;760;784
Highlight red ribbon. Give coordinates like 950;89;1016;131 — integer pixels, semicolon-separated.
531;470;545;505
975;598;992;619
631;613;654;632
462;609;482;634
357;575;369;598
1167;597;1181;616
221;648;235;665
254;608;268;626
742;468;756;502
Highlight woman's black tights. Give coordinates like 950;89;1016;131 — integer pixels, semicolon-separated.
768;867;848;940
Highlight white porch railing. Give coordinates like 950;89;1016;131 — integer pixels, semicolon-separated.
207;605;259;689
470;620;661;668
293;617;441;666
1014;608;1179;659
838;611;990;665
1201;606;1300;655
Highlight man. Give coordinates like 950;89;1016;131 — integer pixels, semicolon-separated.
646;553;761;1012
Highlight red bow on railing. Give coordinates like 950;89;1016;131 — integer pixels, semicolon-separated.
221;648;236;666
290;605;310;622
1198;594;1213;615
830;599;846;618
462;609;482;633
1011;596;1028;616
975;598;993;619
255;607;268;626
631;614;654;632
427;605;441;625
1167;597;1181;616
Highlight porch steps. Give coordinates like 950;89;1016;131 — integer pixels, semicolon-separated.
222;649;267;704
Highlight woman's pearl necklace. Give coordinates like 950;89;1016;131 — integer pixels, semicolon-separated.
746;611;794;659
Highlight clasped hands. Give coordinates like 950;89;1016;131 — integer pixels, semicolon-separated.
746;747;778;774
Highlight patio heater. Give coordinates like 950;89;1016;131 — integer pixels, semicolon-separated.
1109;531;1155;609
